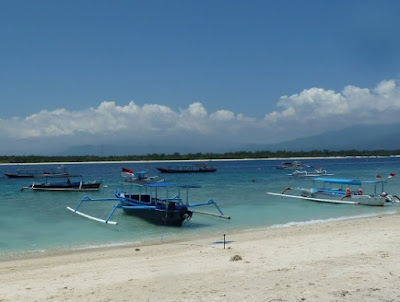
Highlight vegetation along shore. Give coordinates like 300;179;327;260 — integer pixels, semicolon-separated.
1;149;399;164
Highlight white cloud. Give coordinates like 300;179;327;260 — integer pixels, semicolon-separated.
0;79;400;154
174;102;210;134
264;79;400;129
182;102;208;118
374;79;396;97
210;110;235;121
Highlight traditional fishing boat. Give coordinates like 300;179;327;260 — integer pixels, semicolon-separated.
21;175;101;191
121;167;164;184
267;177;400;206
67;182;230;226
287;167;334;177
4;165;72;178
156;162;217;173
275;161;309;170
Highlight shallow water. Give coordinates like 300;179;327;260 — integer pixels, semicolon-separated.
1;157;399;257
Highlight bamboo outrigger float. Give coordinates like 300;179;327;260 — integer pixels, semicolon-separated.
67;183;230;226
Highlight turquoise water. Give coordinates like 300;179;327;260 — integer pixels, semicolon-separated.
1;157;399;257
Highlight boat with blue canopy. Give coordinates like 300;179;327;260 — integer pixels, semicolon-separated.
67;182;230;226
121;167;164;184
267;177;400;206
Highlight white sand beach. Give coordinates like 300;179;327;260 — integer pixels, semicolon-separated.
1;214;400;302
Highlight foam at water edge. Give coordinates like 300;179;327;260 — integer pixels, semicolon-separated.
268;211;398;229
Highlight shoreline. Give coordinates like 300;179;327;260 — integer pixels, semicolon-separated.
1;154;399;166
2;213;400;301
0;211;391;262
1;213;398;260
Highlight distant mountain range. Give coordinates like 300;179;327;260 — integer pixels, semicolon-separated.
58;123;400;156
246;123;400;152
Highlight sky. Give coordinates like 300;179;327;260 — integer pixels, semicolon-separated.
1;0;400;155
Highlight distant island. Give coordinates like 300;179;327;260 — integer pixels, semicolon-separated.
0;149;399;164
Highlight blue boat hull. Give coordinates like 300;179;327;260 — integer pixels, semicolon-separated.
122;206;192;226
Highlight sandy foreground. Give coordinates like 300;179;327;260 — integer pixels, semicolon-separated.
1;215;400;302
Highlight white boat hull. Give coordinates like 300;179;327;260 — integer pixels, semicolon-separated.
266;191;390;206
266;192;360;205
267;176;400;207
287;169;333;177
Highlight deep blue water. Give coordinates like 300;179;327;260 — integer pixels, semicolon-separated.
1;157;399;257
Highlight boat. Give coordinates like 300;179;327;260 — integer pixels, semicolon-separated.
21;175;101;191
4;165;72;178
67;182;230;226
121;167;164;184
275;161;310;170
287;167;334;177
156;162;217;173
266;177;400;206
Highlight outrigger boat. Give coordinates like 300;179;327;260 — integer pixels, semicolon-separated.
287;167;334;177
5;165;72;178
121;167;165;184
67;182;230;226
21;175;101;191
267;177;400;206
156;162;217;173
275;161;309;170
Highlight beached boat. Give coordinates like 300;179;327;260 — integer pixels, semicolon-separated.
267;177;400;206
287;167;334;177
67;182;230;226
121;167;164;184
275;161;309;170
157;162;217;173
4;165;72;178
21;175;101;191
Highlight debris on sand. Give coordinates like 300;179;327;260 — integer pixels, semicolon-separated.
230;255;242;261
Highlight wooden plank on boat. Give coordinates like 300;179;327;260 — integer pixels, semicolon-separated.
266;192;360;205
66;207;118;225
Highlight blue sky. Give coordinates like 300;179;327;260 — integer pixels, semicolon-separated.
1;0;400;154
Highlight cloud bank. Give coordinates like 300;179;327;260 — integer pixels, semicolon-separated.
1;79;400;154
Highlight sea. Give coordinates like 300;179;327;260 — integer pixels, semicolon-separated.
1;157;400;258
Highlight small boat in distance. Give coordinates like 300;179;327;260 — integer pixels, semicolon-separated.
157;162;217;173
67;183;230;226
275;161;310;170
121;167;165;184
287;167;334;177
267;177;400;206
4;165;72;178
21;175;101;191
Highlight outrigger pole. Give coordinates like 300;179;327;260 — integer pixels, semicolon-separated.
67;206;118;225
189;199;231;219
66;196;120;225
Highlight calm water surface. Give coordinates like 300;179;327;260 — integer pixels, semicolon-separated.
1;157;399;257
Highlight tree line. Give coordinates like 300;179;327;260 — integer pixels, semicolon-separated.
0;149;399;163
